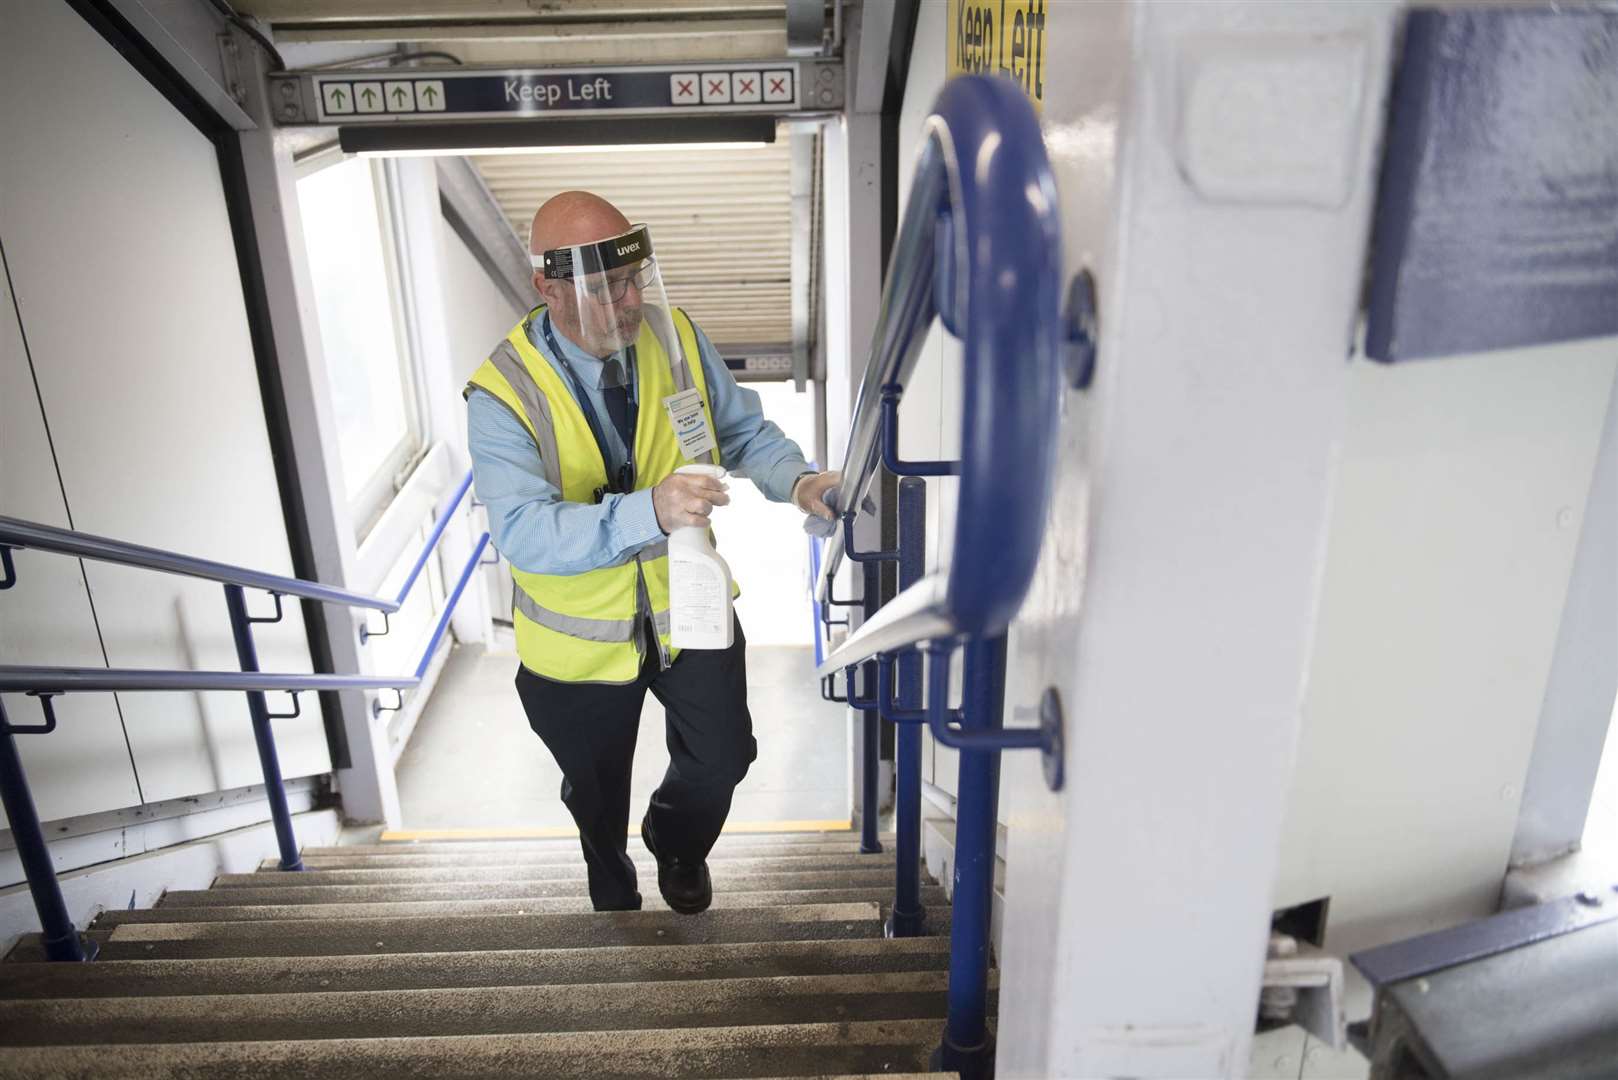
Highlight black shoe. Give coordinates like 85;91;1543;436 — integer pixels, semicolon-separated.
640;817;712;915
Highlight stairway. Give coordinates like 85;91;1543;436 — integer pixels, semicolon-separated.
0;830;980;1078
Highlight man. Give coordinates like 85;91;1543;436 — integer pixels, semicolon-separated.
465;191;839;914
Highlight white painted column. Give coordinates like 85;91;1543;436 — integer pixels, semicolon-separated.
994;2;1399;1076
234;44;401;829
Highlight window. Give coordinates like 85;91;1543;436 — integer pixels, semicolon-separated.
296;157;422;535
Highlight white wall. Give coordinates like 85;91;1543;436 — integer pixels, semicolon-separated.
439;217;529;441
0;1;325;823
436;195;534;636
1276;339;1618;950
727;383;819;646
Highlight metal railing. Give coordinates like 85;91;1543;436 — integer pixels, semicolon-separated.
0;467;486;962
812;75;1067;1078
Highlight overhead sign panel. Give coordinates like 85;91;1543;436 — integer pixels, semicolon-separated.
270;62;842;126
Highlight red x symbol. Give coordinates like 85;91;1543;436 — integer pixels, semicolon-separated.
707;79;725;95
676;79;693;96
738;77;755;94
769;77;787;95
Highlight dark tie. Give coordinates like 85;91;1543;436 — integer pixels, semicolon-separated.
601;358;633;452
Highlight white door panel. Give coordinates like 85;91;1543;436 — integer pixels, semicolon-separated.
0;247;144;823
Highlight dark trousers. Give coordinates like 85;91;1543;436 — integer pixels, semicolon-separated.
515;618;757;910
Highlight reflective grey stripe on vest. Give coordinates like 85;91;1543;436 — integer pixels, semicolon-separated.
668;321;697;393
487;339;563;489
652;608;671;636
513;590;637;643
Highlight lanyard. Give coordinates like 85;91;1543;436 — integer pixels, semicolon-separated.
540;314;638;495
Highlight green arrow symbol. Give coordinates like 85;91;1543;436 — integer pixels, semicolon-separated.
361;86;377;107
391;87;407;107
331;88;347;107
422;86;438;105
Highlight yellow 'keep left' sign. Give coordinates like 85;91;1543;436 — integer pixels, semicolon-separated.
947;0;1050;112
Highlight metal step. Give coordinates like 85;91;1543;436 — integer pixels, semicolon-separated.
0;971;995;1046
276;850;896;872
10;902;932;961
0;1019;947;1078
105;886;950;925
177;867;907;904
0;937;953;999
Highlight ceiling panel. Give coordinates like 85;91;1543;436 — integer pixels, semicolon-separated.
470;138;793;348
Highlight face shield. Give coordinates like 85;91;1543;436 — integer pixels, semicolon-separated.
534;224;685;366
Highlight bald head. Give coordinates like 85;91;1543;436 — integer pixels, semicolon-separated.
529;191;631;260
529;191;644;357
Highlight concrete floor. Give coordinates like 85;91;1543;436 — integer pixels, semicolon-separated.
394;641;851;832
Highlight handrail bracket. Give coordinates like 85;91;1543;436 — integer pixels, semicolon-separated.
3;692;61;736
842;513;899;564
881;388;962;477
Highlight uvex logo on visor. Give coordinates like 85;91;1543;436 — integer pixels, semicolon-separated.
539;225;654;279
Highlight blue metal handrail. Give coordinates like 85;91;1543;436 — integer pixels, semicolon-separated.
804;75;1066;1079
0;668;420;694
0;515;396;613
393;468;476;608
814;74;1064;653
0;466;490;962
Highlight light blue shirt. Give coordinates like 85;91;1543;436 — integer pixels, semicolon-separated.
467;311;812;575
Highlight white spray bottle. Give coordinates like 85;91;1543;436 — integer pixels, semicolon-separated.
667;463;735;650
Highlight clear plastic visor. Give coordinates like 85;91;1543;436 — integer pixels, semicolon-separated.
534;225;680;359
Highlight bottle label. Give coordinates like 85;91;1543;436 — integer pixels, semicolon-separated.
670;557;727;638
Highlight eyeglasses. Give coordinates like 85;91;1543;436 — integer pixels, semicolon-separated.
580;259;658;304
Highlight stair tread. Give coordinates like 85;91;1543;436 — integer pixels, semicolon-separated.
0;971;997;1045
181;868;910;903
0;1019;946;1079
327;838;885;857
0;937;952;998
8;903;958;962
278;851;897;872
118;887;948;924
217;856;894;887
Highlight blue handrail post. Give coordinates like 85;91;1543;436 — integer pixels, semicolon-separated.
860;544;886;854
223;584;303;872
931;634;1005;1079
0;699;93;961
887;476;928;938
859;559;885;855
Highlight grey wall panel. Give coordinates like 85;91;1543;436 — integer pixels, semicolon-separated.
0;2;329;806
0;244;144;823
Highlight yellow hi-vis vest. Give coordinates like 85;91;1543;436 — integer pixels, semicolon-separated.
465;305;726;684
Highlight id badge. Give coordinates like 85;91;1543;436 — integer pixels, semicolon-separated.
662;387;718;460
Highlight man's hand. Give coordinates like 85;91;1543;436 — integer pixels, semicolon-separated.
792;470;841;520
652;471;730;532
